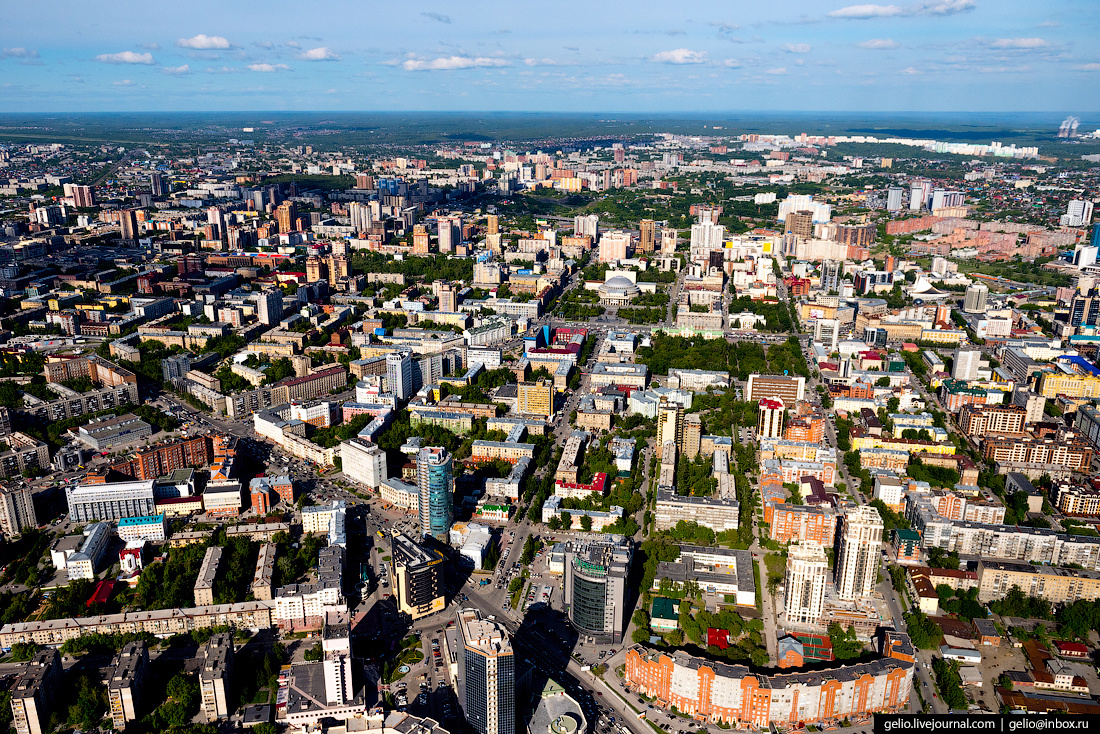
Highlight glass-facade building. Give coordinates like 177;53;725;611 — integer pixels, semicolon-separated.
458;609;515;734
562;536;633;644
418;447;454;541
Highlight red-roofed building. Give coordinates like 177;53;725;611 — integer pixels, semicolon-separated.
1055;641;1090;659
707;628;730;649
555;473;607;500
87;579;115;607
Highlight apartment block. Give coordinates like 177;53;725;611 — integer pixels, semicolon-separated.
10;648;61;734
194;546;224;606
107;641;149;729
959;403;1027;438
977;560;1100;604
199;632;235;720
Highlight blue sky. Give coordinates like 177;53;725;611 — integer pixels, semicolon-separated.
1;0;1097;112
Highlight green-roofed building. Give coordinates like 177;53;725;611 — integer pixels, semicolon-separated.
650;596;679;631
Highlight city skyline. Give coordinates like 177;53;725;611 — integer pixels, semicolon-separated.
1;0;1097;113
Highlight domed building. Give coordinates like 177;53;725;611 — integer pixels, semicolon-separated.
598;275;641;305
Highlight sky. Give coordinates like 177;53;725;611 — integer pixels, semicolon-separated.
1;0;1098;113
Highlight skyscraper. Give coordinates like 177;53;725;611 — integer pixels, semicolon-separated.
835;506;883;601
1062;199;1095;228
438;216;461;253
757;398;785;440
386;351;413;400
0;485;37;537
785;210;814;239
638;219;656;253
391;531;446;619
65;183;95;208
118;209;139;243
562;535;632;643
886;187;904;212
417;447;454;541
486;214;499;236
574;214;599;239
457;608;515;734
655;397;683;451
783;542;828;626
952;347;982;381
275;201;298;233
150;172;168;197
963;283;988;314
348;201;373;233
257;290;283;326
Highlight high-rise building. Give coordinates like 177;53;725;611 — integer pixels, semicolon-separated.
835;506;883;601
930;189;963;211
107;641;148;729
0;486;36;537
682;414;702;459
952;347;982;382
418;447;454;541
199;632;234;720
655;397;683;451
457;608;515;734
660;229;677;254
391;530;446;620
886;187;904;212
574;214;599;239
1062;199;1095;228
257;289;284;326
689;221;725;252
340;438;388;490
438;216;461;253
64;183;95;208
758;398;785;440
275;201;298;233
438;283;457;313
412;225;431;254
10;648;61;734
783;542;828;626
517;379;553;418
118;209;139;243
487;214;499;236
150;172;168;197
562;535;632;643
638;219;656;253
347;201;373;233
963;283;988;314
306;256;327;284
386;351;414;400
784;210;815;239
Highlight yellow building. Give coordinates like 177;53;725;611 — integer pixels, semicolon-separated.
977;560;1100;604
1036;372;1100;399
518;379;553;418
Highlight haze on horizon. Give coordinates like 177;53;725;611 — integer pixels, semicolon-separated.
1;0;1097;114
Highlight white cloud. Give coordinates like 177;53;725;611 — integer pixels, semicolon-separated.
248;63;291;72
901;66;924;74
829;4;904;18
829;0;973;18
722;58;742;67
402;56;510;71
858;38;898;49
976;64;1031;73
765;67;788;74
651;48;708;64
1038;20;1060;28
524;58;559;66
990;37;1048;49
2;47;39;59
782;43;811;53
113;79;135;86
919;0;974;14
298;47;340;61
96;51;155;65
177;34;231;50
1074;63;1100;71
162;64;190;75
